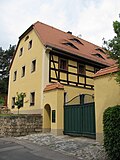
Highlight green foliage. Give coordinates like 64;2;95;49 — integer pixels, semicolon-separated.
0;45;15;94
103;20;120;83
103;105;120;160
15;92;26;114
0;97;5;105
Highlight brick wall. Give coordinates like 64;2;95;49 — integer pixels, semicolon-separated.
0;114;42;137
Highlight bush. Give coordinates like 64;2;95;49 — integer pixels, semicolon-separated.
103;105;120;160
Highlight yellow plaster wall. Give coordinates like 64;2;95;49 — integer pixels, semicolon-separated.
8;29;45;114
64;85;94;102
94;73;120;143
43;89;64;135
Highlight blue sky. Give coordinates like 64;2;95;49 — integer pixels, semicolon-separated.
0;0;120;50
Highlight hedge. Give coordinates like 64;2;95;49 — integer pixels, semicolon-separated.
103;105;120;160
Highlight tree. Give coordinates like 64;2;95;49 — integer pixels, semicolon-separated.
0;45;15;94
15;92;26;114
103;20;120;83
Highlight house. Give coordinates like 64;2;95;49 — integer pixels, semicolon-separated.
94;65;120;143
8;21;115;135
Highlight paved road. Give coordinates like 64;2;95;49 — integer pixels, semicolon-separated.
0;138;78;160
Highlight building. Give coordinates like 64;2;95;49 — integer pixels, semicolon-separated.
94;65;120;142
8;21;114;135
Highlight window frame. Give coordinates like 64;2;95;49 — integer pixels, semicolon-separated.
30;92;35;106
13;71;17;81
21;66;25;77
12;97;15;109
78;63;86;75
28;40;32;50
19;47;23;56
31;59;36;73
59;58;68;71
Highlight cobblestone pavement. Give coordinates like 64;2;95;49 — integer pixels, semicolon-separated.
16;133;108;160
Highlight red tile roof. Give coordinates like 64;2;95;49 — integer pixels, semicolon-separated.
43;82;64;92
32;21;115;66
94;65;119;78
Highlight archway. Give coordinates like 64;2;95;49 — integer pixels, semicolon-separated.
44;104;51;132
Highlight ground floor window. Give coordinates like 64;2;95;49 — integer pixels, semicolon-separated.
30;92;35;106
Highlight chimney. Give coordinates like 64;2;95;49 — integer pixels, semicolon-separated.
67;31;72;34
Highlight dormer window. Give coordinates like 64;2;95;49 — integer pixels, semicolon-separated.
92;53;105;60
70;38;83;45
96;48;105;53
28;40;32;49
62;42;79;50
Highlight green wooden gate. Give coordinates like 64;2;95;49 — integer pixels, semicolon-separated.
64;94;96;138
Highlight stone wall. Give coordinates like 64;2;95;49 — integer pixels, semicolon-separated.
0;114;42;137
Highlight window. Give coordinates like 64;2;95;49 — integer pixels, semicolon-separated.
78;64;86;75
70;38;84;45
52;110;56;123
62;42;79;50
94;68;100;73
28;40;32;49
13;71;17;81
12;97;15;109
19;47;23;56
30;92;35;106
31;60;36;72
92;53;105;59
21;66;25;77
25;35;29;41
59;58;68;70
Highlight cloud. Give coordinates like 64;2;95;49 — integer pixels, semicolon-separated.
0;0;120;49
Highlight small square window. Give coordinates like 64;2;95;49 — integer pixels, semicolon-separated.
30;92;35;106
78;64;86;75
19;47;23;56
31;60;36;72
59;58;68;70
13;71;17;81
28;40;32;49
21;66;25;77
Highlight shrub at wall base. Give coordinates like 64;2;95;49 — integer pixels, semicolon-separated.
103;105;120;160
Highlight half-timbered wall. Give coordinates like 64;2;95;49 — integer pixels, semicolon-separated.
49;52;97;90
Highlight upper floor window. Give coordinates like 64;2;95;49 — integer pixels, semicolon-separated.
19;47;23;56
21;66;25;77
31;60;36;73
28;40;32;49
78;64;86;75
13;71;17;81
30;92;35;106
59;58;68;71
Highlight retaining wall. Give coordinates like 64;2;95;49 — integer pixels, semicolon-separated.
0;114;42;137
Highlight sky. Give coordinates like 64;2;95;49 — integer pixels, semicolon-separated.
0;0;120;50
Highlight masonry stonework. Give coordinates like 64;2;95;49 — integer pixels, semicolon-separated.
0;114;42;137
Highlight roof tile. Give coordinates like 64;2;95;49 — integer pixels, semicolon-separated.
33;21;115;66
94;65;119;77
43;82;64;92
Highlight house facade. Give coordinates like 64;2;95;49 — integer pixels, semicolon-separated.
8;21;114;135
